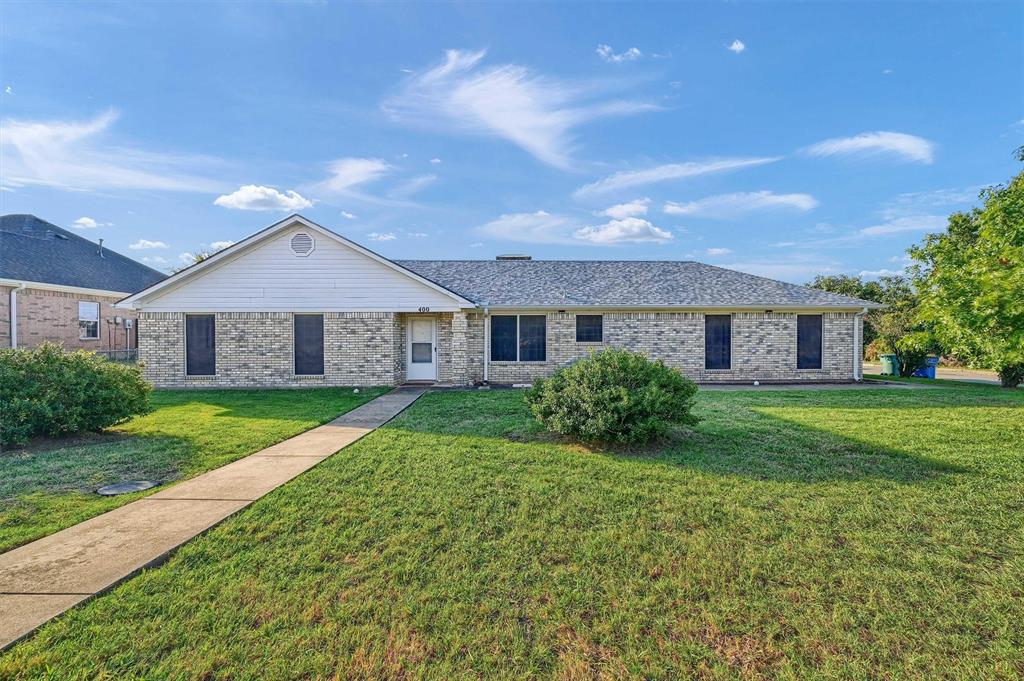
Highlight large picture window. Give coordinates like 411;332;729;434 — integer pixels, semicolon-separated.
490;315;547;362
704;314;731;370
575;314;603;342
797;314;823;370
78;301;99;340
185;314;216;376
294;314;325;375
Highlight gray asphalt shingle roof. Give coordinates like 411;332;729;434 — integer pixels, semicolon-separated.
1;214;166;294
396;259;881;308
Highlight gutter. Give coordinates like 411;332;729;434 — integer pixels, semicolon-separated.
853;307;868;381
9;282;26;348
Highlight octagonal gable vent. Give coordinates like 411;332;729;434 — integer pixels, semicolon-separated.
290;232;315;256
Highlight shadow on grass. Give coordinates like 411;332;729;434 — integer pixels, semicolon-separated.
385;390;972;484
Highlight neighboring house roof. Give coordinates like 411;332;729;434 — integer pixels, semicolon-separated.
0;214;166;294
396;259;883;309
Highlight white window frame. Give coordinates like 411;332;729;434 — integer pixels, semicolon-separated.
78;301;100;340
490;314;547;363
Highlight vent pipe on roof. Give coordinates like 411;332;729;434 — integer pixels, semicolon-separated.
496;254;531;261
97;238;105;258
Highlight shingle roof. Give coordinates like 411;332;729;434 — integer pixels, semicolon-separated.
0;214;166;294
396;259;882;308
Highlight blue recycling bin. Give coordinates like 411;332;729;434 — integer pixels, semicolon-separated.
912;356;940;379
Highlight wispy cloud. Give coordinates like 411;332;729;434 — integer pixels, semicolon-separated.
857;215;947;236
705;247;733;256
311;157;392;196
859;268;904;279
878;185;983;220
596;44;642;63
574;157;780;198
719;255;844;283
129;239;168;250
71;216;111;229
429;158;442;164
598;198;650;219
802;131;935;164
727;39;746;54
367;232;397;241
478;210;579;244
213;184;313;211
340;211;357;220
389;173;437;198
383;49;658;169
574;217;672;244
1;110;225;192
663;190;818;218
209;240;235;251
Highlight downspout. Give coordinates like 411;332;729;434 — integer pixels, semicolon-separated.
853;307;868;381
483;306;490;384
9;283;26;348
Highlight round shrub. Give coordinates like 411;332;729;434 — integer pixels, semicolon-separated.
0;342;152;446
524;348;699;444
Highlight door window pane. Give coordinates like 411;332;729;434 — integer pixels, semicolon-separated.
797;314;823;369
185;314;216;376
490;316;517;361
704;315;731;370
519;315;546;362
411;343;432;363
294;314;324;375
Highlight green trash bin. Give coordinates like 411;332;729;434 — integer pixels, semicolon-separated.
879;354;898;376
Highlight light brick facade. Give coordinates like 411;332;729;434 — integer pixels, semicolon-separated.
138;309;861;388
2;285;137;351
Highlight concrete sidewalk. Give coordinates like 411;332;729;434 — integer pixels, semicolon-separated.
0;387;425;651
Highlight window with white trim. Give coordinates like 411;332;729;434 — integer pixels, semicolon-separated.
78;301;99;340
490;315;546;362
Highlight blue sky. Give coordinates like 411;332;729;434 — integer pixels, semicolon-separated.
1;2;1021;282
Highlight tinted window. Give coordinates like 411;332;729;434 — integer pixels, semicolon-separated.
294;314;325;375
797;314;823;370
576;315;603;342
186;314;216;376
519;315;546;361
491;316;517;361
704;315;731;370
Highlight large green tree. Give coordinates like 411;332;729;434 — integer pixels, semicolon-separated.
806;274;914;348
909;149;1024;387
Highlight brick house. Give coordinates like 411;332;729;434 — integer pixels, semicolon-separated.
1;215;166;353
119;215;881;387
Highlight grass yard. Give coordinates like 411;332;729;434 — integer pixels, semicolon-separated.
0;387;387;552
3;384;1023;679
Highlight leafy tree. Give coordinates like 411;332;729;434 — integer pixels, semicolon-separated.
807;274;915;348
909;148;1024;387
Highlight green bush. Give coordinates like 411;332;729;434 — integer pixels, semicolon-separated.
0;342;152;445
524;348;699;444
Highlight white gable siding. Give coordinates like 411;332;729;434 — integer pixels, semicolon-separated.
138;229;464;312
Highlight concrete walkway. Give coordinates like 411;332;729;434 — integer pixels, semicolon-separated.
0;387;425;651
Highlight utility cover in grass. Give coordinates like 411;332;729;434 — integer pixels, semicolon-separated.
96;480;158;496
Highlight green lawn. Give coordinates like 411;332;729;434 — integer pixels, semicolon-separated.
0;387;387;553
3;385;1022;679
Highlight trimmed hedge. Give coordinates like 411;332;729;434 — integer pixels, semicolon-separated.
0;342;152;446
524;348;699;444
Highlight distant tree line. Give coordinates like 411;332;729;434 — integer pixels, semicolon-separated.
809;147;1023;388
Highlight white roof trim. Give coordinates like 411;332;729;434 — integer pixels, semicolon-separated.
0;278;131;298
117;215;476;309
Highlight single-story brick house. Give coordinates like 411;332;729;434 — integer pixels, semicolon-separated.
118;215;882;387
2;214;165;353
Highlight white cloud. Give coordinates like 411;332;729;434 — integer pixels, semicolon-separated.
311;157;392;195
129;239;168;250
719;256;844;283
803;131;935;164
878;185;982;220
858;215;947;236
1;110;224;192
340;211;357;219
367;232;397;241
574;157;780;197
407;232;429;238
574;217;672;244
4;86;11;95
859;268;905;278
478;210;579;244
383;49;657;169
390;174;437;198
596;44;642;63
705;247;733;256
72;216;110;229
429;158;442;164
727;39;746;54
599;198;650;219
141;256;168;265
209;240;235;251
213;185;312;212
663;191;818;218
469;242;484;248
178;252;199;265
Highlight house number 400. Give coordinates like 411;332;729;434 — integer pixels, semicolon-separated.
417;307;430;312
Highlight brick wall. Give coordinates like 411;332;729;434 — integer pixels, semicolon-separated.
1;285;137;351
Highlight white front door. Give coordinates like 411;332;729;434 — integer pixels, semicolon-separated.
406;317;437;381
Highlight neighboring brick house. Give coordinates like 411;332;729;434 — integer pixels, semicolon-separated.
1;215;166;353
119;215;881;388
